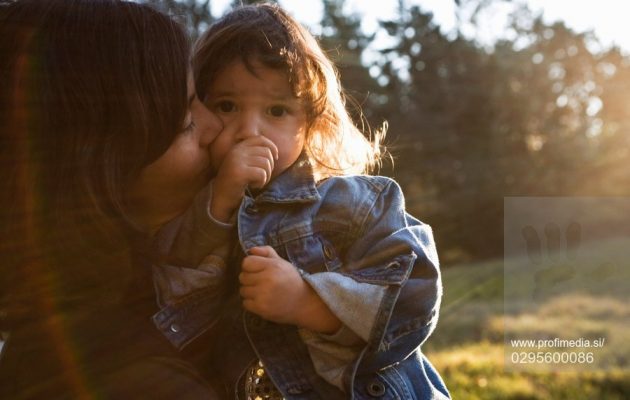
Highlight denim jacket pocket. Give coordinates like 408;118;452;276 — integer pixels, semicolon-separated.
284;235;326;274
283;235;342;274
345;252;416;286
318;236;343;271
152;285;223;350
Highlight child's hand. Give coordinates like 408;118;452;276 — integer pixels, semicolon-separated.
240;246;341;333
239;246;305;324
211;136;278;222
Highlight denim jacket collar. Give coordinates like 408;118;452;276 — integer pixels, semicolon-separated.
251;154;320;205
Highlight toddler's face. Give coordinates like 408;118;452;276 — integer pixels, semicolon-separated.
204;60;307;181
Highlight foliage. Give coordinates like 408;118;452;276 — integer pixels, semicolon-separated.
142;0;213;41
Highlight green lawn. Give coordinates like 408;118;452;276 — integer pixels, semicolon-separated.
424;241;630;399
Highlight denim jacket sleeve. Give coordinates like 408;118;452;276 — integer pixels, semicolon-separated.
305;176;442;380
152;182;234;349
166;182;234;267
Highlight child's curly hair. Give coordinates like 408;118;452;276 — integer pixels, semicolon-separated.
193;3;386;180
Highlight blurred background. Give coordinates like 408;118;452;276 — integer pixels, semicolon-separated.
146;0;630;398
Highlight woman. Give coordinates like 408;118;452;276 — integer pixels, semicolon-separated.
0;0;223;398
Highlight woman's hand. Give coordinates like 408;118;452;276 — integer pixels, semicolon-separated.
240;246;342;334
210;136;278;222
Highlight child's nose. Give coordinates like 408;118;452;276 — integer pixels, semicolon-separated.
235;113;262;141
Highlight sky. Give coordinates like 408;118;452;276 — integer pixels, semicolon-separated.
212;0;630;53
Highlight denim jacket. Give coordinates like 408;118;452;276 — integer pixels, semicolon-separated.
151;157;450;400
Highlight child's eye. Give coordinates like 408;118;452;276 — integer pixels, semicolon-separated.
216;100;236;113
269;105;288;117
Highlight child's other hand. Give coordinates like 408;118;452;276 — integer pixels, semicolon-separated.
240;246;305;324
211;136;278;221
240;246;341;334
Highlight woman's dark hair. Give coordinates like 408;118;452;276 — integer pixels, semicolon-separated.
0;0;190;320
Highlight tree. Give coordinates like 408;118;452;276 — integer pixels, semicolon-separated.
230;0;278;8
363;1;630;262
317;0;385;139
142;0;213;41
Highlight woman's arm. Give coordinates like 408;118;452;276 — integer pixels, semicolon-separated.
165;182;235;267
151;180;236;350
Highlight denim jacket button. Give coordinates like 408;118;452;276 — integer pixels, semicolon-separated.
366;379;386;397
169;323;180;333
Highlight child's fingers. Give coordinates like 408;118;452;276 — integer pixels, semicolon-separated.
248;246;279;258
248;155;274;176
253;141;278;163
242;298;258;314
241;254;270;273
243;155;274;185
230;147;274;169
239;284;257;299
221;158;271;188
238;270;260;286
230;140;276;168
238;144;276;161
244;135;278;161
244;165;270;189
224;139;277;188
265;137;279;161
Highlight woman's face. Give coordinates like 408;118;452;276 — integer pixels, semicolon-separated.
128;77;222;232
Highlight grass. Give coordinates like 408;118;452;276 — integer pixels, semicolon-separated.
429;342;629;400
424;237;630;399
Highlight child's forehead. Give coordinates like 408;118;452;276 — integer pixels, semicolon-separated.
209;59;299;99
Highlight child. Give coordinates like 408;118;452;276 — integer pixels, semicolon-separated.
153;4;450;399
